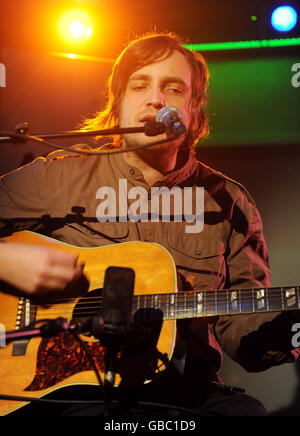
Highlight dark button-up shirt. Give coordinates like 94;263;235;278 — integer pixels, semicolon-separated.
0;145;298;385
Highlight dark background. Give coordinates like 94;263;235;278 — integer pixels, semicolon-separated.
0;0;300;414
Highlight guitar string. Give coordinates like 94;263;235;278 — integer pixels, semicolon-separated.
30;298;295;314
22;304;292;316
24;285;298;306
19;301;297;324
29;288;296;303
16;287;298;321
19;304;297;325
29;292;293;308
25;289;297;308
25;297;293;316
21;294;297;320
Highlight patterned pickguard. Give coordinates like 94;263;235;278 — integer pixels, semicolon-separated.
25;332;105;391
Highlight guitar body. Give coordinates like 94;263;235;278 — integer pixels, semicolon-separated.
0;231;177;415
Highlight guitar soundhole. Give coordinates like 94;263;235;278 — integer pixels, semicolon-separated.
72;288;103;337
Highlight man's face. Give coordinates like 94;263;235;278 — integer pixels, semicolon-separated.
118;50;193;150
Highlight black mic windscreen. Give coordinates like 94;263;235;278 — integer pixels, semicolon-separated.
102;266;135;326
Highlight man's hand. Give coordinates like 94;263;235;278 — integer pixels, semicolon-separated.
0;242;84;296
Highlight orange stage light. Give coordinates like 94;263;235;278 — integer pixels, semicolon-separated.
58;9;93;44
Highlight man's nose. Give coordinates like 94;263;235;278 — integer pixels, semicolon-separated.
146;86;165;109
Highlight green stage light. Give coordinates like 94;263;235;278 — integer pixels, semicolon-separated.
184;37;300;52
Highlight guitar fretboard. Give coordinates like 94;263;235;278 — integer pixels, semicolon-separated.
133;286;300;321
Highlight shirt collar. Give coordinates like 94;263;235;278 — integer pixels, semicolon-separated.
110;149;199;189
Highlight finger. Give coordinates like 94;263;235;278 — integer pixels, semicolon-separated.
34;279;70;294
43;262;85;286
47;249;80;267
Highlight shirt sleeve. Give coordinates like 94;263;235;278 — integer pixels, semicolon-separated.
0;145;92;237
214;186;300;372
0;157;49;236
0;146;78;237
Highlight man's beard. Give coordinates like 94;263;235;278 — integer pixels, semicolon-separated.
122;131;186;153
121;131;189;172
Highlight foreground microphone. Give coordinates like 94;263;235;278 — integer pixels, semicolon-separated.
92;266;135;343
156;106;186;137
92;266;135;387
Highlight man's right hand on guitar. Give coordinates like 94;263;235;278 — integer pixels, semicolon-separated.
0;242;84;296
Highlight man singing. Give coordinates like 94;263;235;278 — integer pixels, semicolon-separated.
0;32;299;416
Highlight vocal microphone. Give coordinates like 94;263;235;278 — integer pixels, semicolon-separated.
156;106;186;137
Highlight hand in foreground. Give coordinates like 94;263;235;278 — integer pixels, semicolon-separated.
0;242;85;296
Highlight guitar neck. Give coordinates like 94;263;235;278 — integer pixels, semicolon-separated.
133;285;300;321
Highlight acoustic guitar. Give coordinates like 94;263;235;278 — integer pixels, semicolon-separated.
0;231;299;416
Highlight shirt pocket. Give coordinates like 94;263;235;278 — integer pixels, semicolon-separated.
167;233;226;290
64;221;129;246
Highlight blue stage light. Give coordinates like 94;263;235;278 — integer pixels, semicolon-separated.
271;6;298;32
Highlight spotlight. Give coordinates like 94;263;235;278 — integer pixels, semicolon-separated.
271;6;298;32
58;9;93;44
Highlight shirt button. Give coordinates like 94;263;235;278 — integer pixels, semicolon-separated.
195;249;201;256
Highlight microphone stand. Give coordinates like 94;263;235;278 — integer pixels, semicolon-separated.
0;314;153;416
0;122;180;415
0;121;166;143
0;121;177;156
103;343;118;417
1;317;77;345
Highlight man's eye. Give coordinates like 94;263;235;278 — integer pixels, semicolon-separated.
132;85;146;91
166;87;183;95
